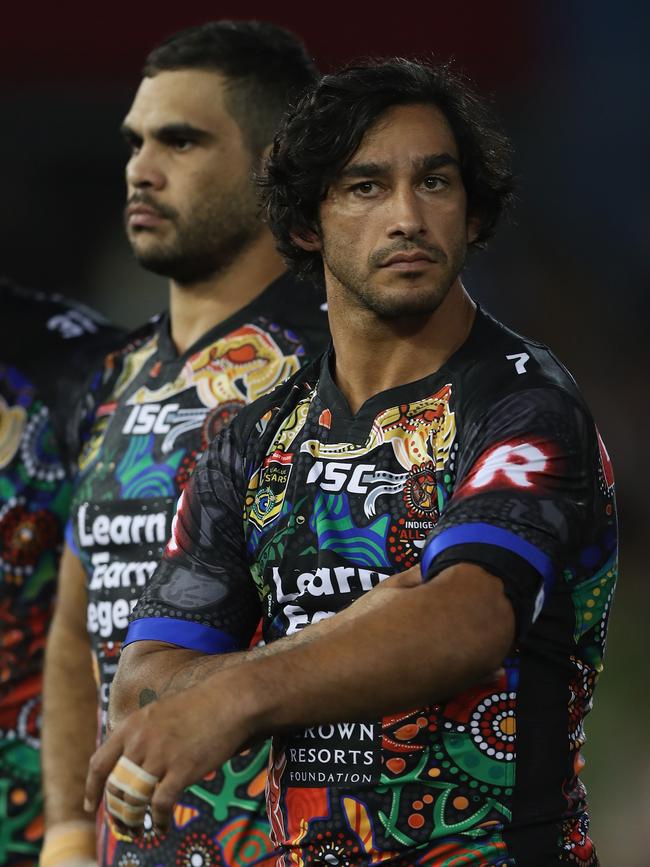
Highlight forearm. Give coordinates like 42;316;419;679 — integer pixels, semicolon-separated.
112;564;511;741
227;563;514;738
110;567;426;726
41;610;99;826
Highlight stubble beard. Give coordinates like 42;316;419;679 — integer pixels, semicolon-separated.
322;235;467;320
126;181;262;286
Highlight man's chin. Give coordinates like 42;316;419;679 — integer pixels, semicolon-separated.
131;249;177;279
361;284;449;320
373;301;443;321
128;234;175;271
131;249;221;285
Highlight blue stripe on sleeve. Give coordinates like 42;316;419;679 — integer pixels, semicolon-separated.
124;618;241;654
421;523;555;590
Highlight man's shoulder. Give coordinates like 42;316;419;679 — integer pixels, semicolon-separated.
0;279;128;403
1;279;125;363
249;272;329;357
103;315;161;365
450;306;589;421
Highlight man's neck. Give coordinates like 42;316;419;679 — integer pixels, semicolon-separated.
168;230;285;355
329;280;476;415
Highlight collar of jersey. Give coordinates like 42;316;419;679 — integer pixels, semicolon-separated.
316;305;486;440
155;271;300;364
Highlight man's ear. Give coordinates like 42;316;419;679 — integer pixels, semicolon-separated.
290;228;322;252
259;143;273;168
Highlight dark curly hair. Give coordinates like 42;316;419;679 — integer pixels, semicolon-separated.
143;21;318;158
262;58;515;282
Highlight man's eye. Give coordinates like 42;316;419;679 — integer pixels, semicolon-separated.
351;182;378;196
172;139;194;152
423;176;447;191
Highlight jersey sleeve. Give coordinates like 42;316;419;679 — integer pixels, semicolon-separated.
421;387;594;638
125;423;262;653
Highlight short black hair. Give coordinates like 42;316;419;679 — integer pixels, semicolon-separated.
143;20;318;157
262;58;515;282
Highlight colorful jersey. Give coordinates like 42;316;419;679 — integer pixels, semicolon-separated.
129;306;617;866
0;281;124;867
68;274;328;867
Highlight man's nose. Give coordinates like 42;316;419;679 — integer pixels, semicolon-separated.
386;188;427;239
126;144;165;191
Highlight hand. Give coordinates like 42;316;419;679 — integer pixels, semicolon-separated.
84;674;251;834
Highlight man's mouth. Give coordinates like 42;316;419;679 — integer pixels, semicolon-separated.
126;205;167;229
380;250;436;269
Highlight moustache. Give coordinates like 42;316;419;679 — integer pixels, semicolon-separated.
125;193;178;222
369;241;447;268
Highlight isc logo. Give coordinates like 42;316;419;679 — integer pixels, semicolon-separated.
307;460;376;493
122;403;180;435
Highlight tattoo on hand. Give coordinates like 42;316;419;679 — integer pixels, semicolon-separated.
139;688;158;707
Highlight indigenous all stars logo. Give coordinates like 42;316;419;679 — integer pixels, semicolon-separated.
247;450;293;532
403;460;438;519
387;461;447;569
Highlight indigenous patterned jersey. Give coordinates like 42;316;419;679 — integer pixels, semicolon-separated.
0;281;124;866
129;307;617;866
68;274;328;867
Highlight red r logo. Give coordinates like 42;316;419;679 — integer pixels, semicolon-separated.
468;442;548;490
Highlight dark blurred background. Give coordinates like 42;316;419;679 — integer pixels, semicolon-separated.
2;2;647;859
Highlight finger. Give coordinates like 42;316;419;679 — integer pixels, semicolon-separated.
103;755;159;831
105;790;147;829
150;771;187;835
106;780;150;809
105;778;150;831
84;730;128;813
106;807;142;841
107;755;158;802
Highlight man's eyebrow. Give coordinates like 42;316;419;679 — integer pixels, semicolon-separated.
120;123;140;143
338;161;389;180
415;153;461;172
338;153;461;180
119;122;211;143
155;122;212;142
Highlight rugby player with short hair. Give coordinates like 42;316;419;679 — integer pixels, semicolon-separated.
40;20;327;867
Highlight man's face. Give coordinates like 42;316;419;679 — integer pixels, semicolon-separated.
312;103;478;319
122;69;262;284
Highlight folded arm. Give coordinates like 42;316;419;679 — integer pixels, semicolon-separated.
108;564;428;727
88;561;513;829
